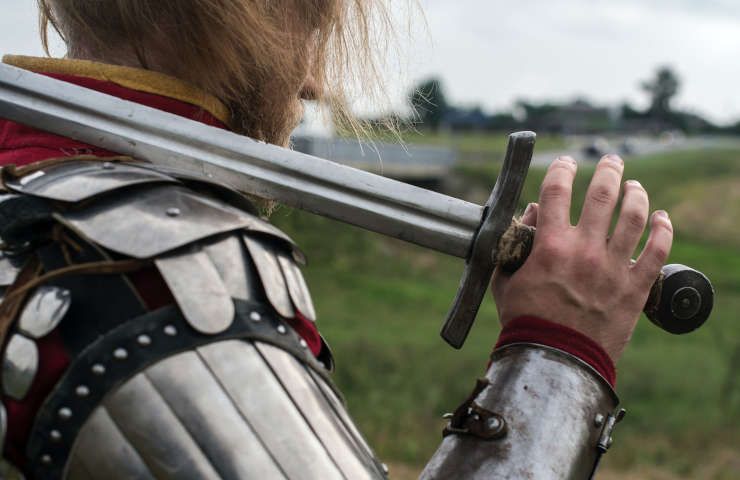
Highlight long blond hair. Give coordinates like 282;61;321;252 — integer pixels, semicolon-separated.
38;0;395;146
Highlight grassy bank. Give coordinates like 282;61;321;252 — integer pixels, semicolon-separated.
272;147;740;478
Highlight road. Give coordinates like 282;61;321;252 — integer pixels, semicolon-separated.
531;135;740;166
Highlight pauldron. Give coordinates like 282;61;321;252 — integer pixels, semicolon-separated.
0;158;385;479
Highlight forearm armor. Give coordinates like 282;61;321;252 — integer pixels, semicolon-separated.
421;343;623;480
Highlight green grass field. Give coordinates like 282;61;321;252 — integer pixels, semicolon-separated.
272;146;740;479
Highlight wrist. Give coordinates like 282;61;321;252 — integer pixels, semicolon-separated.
494;316;617;387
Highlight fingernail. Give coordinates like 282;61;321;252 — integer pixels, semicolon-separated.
625;179;642;188
605;154;623;165
655;210;669;220
557;155;576;165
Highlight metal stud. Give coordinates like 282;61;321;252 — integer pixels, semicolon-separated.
58;407;72;420
137;334;152;346
41;454;52;465
163;325;177;336
102;162;115;170
113;348;128;360
594;413;605;428
165;207;181;217
75;385;90;397
50;430;62;442
91;364;106;375
486;416;503;431
299;338;308;348
249;311;262;322
276;324;287;335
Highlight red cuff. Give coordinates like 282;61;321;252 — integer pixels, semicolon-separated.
494;316;616;388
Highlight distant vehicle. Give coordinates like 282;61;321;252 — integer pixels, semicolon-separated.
619;138;637;156
582;137;611;160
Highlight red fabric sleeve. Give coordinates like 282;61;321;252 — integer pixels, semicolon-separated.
494;316;616;388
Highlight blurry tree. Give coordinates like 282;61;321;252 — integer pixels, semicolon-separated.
408;78;449;131
641;67;680;121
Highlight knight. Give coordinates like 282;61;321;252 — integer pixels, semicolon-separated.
0;1;673;478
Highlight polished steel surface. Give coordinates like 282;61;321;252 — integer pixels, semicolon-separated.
102;373;222;479
277;253;316;322
66;406;156;479
256;343;382;478
0;253;23;287
0;64;482;258
203;235;254;301
420;344;619;480
155;249;234;334
1;334;38;400
198;340;345;479
0;402;6;454
62;185;290;259
18;285;71;339
5;161;177;203
243;235;295;319
145;350;288;479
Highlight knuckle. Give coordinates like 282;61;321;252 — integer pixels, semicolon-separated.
540;182;570;202
625;210;648;230
536;236;565;260
588;184;614;206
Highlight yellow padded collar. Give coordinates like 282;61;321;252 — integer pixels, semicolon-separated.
2;55;231;126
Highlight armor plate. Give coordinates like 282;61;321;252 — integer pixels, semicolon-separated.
421;343;621;480
0;159;384;479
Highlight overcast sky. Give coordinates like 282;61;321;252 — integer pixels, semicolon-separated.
2;0;739;124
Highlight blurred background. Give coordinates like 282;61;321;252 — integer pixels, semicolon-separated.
3;1;740;478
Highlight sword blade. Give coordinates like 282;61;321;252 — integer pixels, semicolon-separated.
0;63;483;258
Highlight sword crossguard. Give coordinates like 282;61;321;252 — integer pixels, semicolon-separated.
440;132;536;349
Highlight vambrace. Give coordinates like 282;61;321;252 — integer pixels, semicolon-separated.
421;343;622;480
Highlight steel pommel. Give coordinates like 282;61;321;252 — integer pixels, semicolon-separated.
647;264;714;334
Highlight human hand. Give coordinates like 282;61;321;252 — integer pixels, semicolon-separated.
491;154;673;363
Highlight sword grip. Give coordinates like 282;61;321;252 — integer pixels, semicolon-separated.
496;222;714;334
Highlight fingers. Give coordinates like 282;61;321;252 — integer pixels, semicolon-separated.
521;202;539;227
578;154;624;237
632;210;673;287
537;156;577;231
609;180;649;258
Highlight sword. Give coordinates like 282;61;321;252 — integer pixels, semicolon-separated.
0;64;713;348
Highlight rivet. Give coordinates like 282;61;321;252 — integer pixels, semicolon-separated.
381;463;389;475
166;207;181;217
486;417;502;431
299;338;308;348
58;407;72;420
76;385;90;397
113;348;128;360
91;364;106;375
277;324;287;334
249;311;262;322
137;334;152;346
102;162;115;170
594;413;605;428
164;325;177;336
41;454;52;465
50;430;62;442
